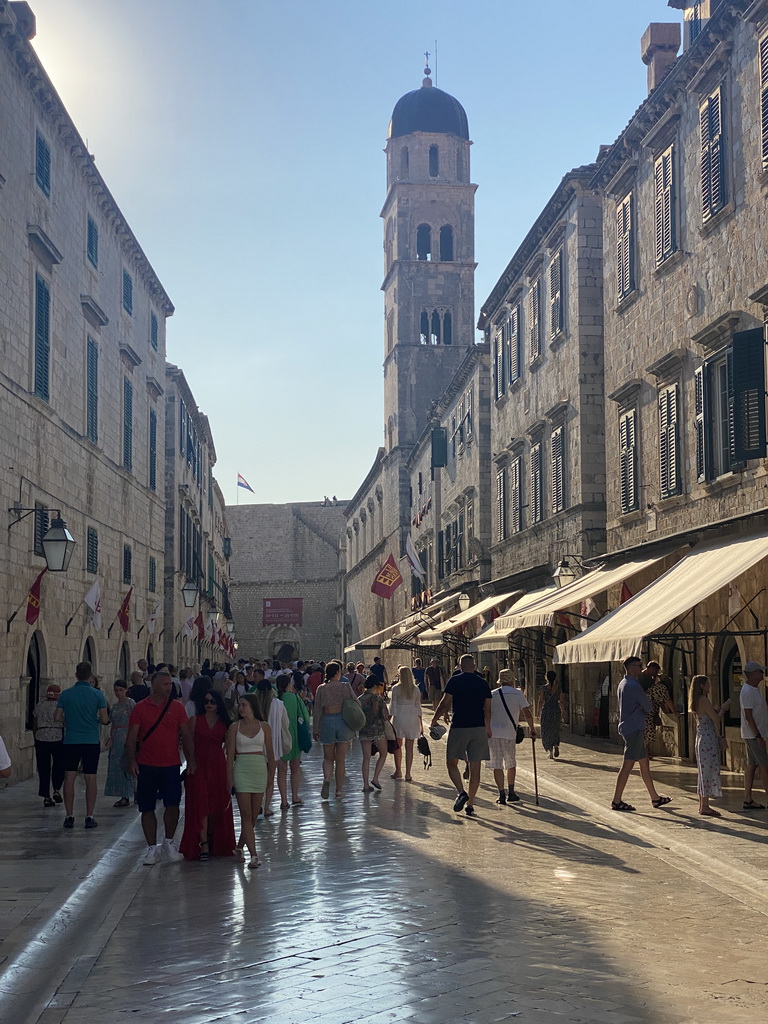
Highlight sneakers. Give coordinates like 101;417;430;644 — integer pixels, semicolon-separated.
507;789;520;802
84;816;98;829
143;845;160;866
453;791;469;812
63;815;75;829
161;838;183;862
495;792;507;805
465;805;476;817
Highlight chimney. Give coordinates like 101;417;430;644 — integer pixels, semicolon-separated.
641;23;681;94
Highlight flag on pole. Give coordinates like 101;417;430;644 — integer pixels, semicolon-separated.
84;579;102;630
118;588;132;632
183;614;196;640
194;611;205;641
620;582;633;605
25;569;47;625
237;473;254;493
728;582;744;619
580;596;597;632
145;603;161;636
405;535;426;579
371;554;403;599
556;611;572;629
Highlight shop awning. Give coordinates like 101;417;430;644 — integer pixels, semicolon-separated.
470;587;558;651
555;531;768;664
417;590;524;643
493;554;666;634
345;591;460;654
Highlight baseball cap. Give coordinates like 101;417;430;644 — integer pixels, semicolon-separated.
744;661;765;673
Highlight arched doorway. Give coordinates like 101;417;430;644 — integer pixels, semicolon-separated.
83;636;96;671
146;643;154;667
119;641;130;682
720;636;743;731
667;636;691;759
25;631;44;731
276;643;296;663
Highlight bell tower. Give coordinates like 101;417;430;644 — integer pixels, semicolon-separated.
381;65;476;452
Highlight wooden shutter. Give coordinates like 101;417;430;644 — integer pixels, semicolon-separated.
437;530;444;580
528;279;541;360
149;409;157;491
465;388;473;438
549;249;564;339
494;332;504;400
551;425;565;514
86;527;98;574
123;544;132;584
701;87;726;221
86;337;98;443
122;270;133;315
731;328;767;463
654;147;675;264
510;456;522;534
496;467;507;541
658;384;680;499
509;306;520;383
35;132;51;196
150;311;159;351
149;556;157;593
619;410;638;513
531;442;543;523
34;273;50;401
616;194;633;299
458;511;465;567
123;378;133;471
87;215;98;267
761;34;768;168
694;365;709;482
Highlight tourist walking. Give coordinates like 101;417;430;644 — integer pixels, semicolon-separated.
359;676;389;791
55;662;109;829
126;670;149;703
640;661;677;756
251;678;289;816
125;670;195;865
426;658;446;708
346;663;366;696
431;654;492;818
180;689;235;860
104;680;135;807
488;669;536;805
610;656;670;812
185;675;213;718
32;683;65;807
537;670;563;759
277;675;311;807
369;657;389;688
313;662;357;800
739;661;768;809
689;675;728;817
226;694;275;868
389;666;423;781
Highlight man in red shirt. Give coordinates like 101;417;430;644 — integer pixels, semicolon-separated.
125;670;195;866
307;664;324;699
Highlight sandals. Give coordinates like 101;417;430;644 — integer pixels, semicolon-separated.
43;797;55;807
390;773;403;780
699;808;722;817
247;856;260;869
263;809;274;817
280;803;290;811
52;791;63;804
743;799;765;809
362;785;373;793
321;781;331;801
113;797;130;808
651;796;672;808
233;847;245;861
611;800;635;812
291;799;303;806
199;841;210;862
370;779;381;791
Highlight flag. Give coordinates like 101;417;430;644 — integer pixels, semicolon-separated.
371;554;403;599
620;582;633;605
208;616;217;644
580;597;597;632
25;569;47;625
556;611;572;629
728;582;744;619
145;603;161;636
83;579;102;630
405;535;426;579
194;611;205;641
183;614;196;640
118;588;132;632
237;473;254;493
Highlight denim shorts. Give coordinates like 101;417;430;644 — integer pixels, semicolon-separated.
136;764;182;812
319;713;352;745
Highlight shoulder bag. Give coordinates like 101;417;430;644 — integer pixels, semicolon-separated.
342;694;366;731
294;695;313;754
121;693;174;771
498;688;525;744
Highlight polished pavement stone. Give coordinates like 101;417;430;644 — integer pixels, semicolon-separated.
5;744;768;1024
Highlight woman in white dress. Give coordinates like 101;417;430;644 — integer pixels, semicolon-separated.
251;679;290;816
390;666;423;781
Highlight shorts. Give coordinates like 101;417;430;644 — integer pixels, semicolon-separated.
488;736;517;770
319;712;352;745
233;754;268;794
63;743;100;775
745;737;768;767
621;730;647;762
136;764;182;812
446;726;490;763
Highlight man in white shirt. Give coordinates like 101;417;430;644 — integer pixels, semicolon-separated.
488;669;536;805
740;661;768;809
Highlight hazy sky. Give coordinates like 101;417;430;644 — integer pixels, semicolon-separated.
30;0;679;506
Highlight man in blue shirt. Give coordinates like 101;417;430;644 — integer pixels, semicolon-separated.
611;656;670;812
55;661;109;829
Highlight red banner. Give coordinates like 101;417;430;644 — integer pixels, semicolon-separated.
195;611;205;641
371;555;403;599
117;588;132;632
263;598;303;627
25;569;47;625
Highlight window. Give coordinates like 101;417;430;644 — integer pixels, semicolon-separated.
208;551;216;597
34;503;49;557
150;311;159;351
149;409;157;491
429;145;439;177
658;384;680;498
617;193;635;299
494;328;505;400
437;530;444;580
456;149;465;181
551;425;565;514
34;273;50;401
86;215;99;268
123;378;133;472
451;414;457;458
179;400;186;454
35;131;51;196
86;337;98;443
123;544;132;584
86;527;98;574
508;305;521;384
510;456;523;535
528;279;541;361
122;269;133;315
416;224;432;261
400;146;409;179
496;467;507;541
465;388;473;440
700;85;727;222
690;2;702;43
760;34;768;169
431;310;441;345
619;410;639;513
549;249;564;339
654;146;676;264
149;556;157;593
442;310;452;345
179;504;187;574
530;442;544;524
439;225;454;261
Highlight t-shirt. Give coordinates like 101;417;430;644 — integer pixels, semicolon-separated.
412;668;426;693
126;683;150;703
129;698;187;767
307;672;323;698
0;736;10;772
57;681;108;744
369;663;386;684
425;665;444;689
490;686;529;740
445;672;492;729
740;683;768;740
617;676;652;738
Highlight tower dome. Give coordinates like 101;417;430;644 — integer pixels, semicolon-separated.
388;69;469;140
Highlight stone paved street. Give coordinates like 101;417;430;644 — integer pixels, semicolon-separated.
3;739;768;1024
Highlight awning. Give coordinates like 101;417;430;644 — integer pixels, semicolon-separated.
345;591;460;654
493;554;666;634
555;531;768;664
470;587;558;651
418;590;524;643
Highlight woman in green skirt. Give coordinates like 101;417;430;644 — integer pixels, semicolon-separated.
226;694;275;869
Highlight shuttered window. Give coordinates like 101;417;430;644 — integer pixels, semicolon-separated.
530;442;544;524
437;530;444;580
619;410;638;514
510;455;522;535
528;279;541;361
123;544;132;584
179;504;186;572
149;556;157;593
34;273;50;401
654;146;676;264
150;311;159;351
658;384;680;499
731;328;767;463
551;425;565;514
122;270;133;315
86;215;99;267
508;305;521;384
179;400;186;454
34;503;49;557
123;378;133;472
494;330;505;400
694;365;708;482
35;131;51;196
761;35;768;169
465;388;473;439
617;194;634;300
549;249;564;339
496;467;507;542
700;86;727;222
149;409;157;491
86;336;98;443
86;527;98;574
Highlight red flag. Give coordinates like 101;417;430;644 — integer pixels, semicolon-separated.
620;582;633;605
371;554;403;599
25;569;47;625
195;611;205;641
556;611;572;629
117;588;132;632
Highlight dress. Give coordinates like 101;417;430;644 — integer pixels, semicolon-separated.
389;685;422;740
358;691;388;742
104;698;135;798
539;685;562;752
179;716;235;859
695;715;722;798
280;691;310;761
644;680;670;748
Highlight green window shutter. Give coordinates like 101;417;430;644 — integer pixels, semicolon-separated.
508;306;520;384
700;87;726;221
149;556;157;593
179;505;186;573
654;147;676;264
208;552;215;597
549;249;564;339
86;337;98;443
86;527;98;573
35;131;51;196
761;34;768;169
86;215;99;267
530;442;543;523
34;503;49;556
122;270;133;315
528;279;541;360
617;194;634;299
619;410;638;513
731;328;767;463
437;530;444;580
510;456;522;534
465;388;473;439
496;467;507;541
123;378;133;471
694;365;709;482
123;544;132;584
431;427;448;467
658;384;680;499
149;409;157;491
34;273;50;401
551;425;565;514
150;311;158;351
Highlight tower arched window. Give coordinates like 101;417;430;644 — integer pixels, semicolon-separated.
431;310;441;345
456;149;465;182
420;311;429;345
416;223;432;261
443;310;453;345
400;146;409;179
429;145;439;178
439;225;454;261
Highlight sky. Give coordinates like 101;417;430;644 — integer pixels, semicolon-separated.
29;0;680;507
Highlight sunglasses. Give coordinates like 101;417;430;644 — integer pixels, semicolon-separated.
203;699;216;705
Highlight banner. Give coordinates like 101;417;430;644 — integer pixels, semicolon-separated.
118;588;132;632
405;535;426;579
83;579;102;630
194;611;205;641
25;569;47;626
263;598;303;627
371;555;403;599
145;603;161;636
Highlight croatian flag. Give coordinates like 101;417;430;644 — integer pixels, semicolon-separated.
237;473;254;493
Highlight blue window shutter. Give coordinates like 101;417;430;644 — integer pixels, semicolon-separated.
150;311;158;351
86;337;98;443
731;328;767;463
122;270;133;315
34;273;50;401
123;378;133;471
149;409;157;491
86;215;99;267
35;131;51;196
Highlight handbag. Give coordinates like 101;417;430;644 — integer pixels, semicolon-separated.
296;711;313;753
417;733;432;768
498;689;525;744
342;698;366;731
385;720;398;754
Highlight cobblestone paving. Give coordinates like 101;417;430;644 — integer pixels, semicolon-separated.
5;744;768;1024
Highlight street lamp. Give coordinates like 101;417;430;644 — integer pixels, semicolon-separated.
553;558;577;589
458;593;471;612
226;619;235;635
181;579;199;608
7;507;76;571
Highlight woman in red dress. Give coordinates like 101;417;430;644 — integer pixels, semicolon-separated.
180;689;235;861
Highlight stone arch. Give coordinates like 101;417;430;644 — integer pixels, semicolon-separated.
24;629;48;731
83;636;97;673
118;640;131;681
267;625;301;662
416;223;432;261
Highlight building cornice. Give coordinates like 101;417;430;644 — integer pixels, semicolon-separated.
344;448;386;516
165;363;216;454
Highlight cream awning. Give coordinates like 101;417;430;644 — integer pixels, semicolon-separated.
555;531;768;664
493;555;666;634
417;590;524;643
470;586;558;651
346;591;460;653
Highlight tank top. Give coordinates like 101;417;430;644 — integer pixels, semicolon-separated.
236;724;265;754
